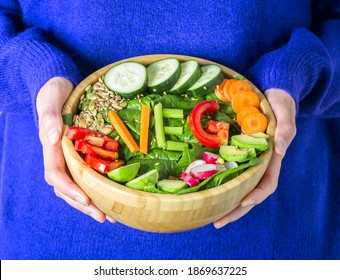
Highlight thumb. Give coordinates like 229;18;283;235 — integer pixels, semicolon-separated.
39;110;64;145
264;89;297;156
36;77;73;146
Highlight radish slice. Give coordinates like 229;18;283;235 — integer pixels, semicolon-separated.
181;172;200;187
203;151;220;164
190;164;218;180
225;161;238;170
184;159;206;173
216;164;227;171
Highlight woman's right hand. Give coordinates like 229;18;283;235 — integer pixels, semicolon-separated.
36;77;115;223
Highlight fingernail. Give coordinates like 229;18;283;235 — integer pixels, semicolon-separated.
48;128;60;145
75;196;89;207
214;220;230;229
91;214;103;223
241;199;256;207
106;216;116;223
275;138;286;156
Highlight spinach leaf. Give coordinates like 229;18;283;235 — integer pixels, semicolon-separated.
127;149;182;180
117;109;141;136
178;121;199;143
62;113;73;127
176;157;260;194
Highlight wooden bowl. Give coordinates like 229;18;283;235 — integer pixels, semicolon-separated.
61;54;276;232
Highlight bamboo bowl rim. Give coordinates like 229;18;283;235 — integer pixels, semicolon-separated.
61;54;276;229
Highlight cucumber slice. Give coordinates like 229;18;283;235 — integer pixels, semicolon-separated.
147;58;181;94
230;134;269;151
187;64;224;97
107;162;140;183
125;169;159;190
219;145;249;162
248;132;270;140
104;62;147;99
156;179;188;193
169;60;202;95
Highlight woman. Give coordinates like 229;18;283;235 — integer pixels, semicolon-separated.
0;0;339;259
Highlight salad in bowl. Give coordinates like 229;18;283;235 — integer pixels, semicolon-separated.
61;54;275;232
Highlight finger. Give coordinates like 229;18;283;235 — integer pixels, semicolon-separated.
241;151;282;207
42;140;91;206
214;134;283;229
214;204;255;229
54;189;107;223
265;89;297;156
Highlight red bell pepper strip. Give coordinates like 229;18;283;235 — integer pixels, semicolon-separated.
206;120;230;134
188;100;229;148
66;126;104;140
84;154;124;174
66;126;118;151
75;140;118;161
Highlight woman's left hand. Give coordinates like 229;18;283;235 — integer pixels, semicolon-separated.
214;88;297;228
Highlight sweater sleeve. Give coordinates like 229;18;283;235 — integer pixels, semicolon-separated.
0;1;82;119
247;0;340;118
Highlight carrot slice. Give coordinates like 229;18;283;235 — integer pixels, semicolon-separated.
229;80;253;100
236;106;260;126
139;104;151;154
222;79;234;102
108;110;139;153
214;79;229;102
241;111;268;134
231;90;260;113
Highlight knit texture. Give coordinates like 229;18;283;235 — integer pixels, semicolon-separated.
0;0;339;260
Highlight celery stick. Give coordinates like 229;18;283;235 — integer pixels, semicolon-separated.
162;108;184;119
164;126;183;136
154;103;167;149
166;140;188;151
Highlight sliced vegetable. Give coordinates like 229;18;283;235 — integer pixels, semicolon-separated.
104;62;147;99
84;154;124;174
66;126;118;151
66;126;104;140
229;79;253;100
224;161;238;170
108;110;139;153
169;60;202;95
181;172;200;187
85;135;119;152
240;111;268;134
156;179;188;193
213;79;229;102
147;58;181;94
219;145;249;162
184;159;206;174
190;164;218;180
248;132;270;140
203;151;220;164
188;100;223;149
125;169;159;190
164;126;183;136
236;106;260;126
162;108;184;119
206;120;230;134
75;140;118;161
221;79;234;102
230;134;269;151
139;104;151;154
154;102;167;149
231;90;260;113
187;64;224;97
166;140;188;151
107;162;140;183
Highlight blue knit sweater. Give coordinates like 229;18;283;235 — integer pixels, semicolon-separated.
0;0;339;260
